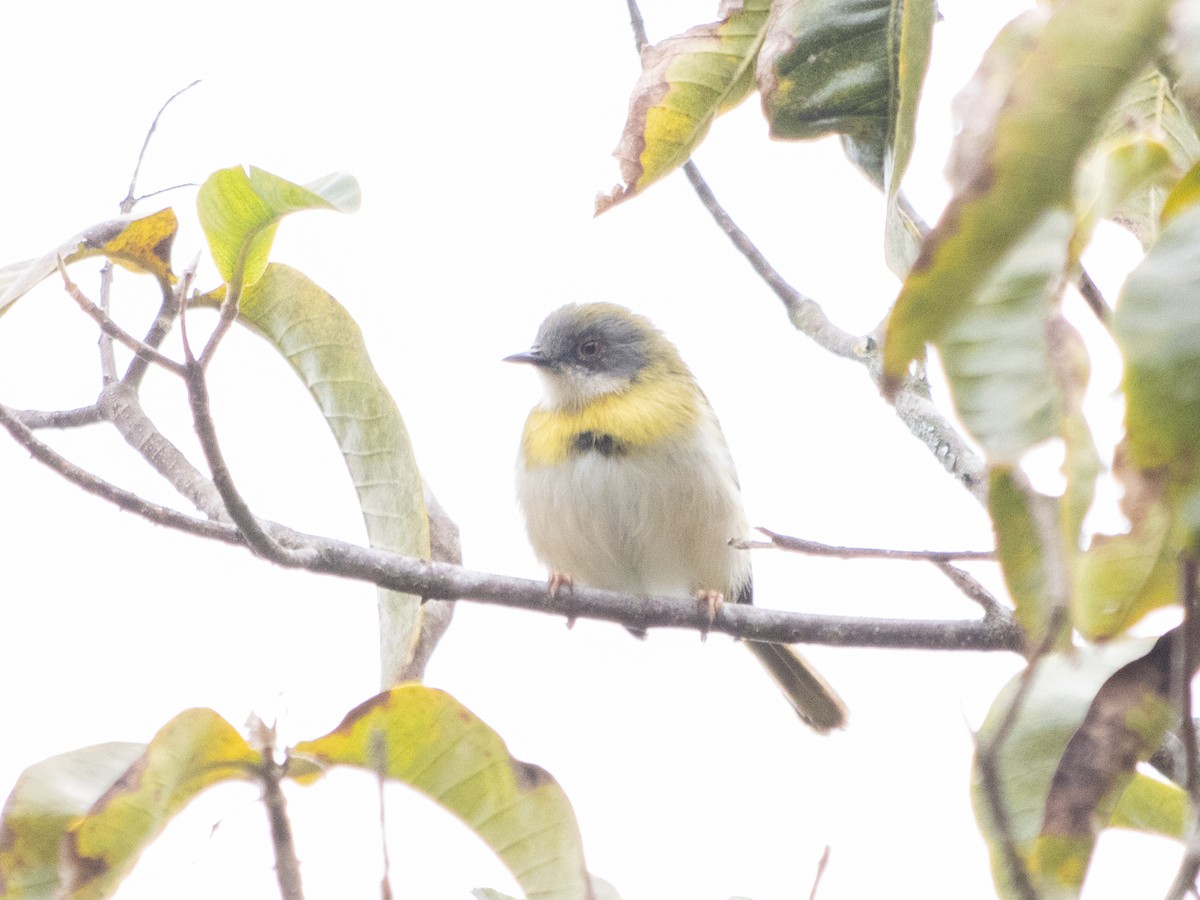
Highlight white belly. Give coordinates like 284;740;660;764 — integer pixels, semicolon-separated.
517;415;750;599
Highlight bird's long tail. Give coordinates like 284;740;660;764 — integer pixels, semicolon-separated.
745;641;848;733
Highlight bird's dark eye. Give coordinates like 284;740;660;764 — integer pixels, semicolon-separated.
579;340;601;359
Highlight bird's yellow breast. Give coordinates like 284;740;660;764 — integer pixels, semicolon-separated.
520;375;702;468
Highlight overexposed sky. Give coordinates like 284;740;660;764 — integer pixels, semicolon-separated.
0;2;1168;898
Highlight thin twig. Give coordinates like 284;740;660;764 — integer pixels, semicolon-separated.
681;162;862;360
121;80;201;214
182;359;313;564
0;401;235;540
96;261;119;385
624;0;648;50
933;561;1006;619
123;269;184;387
1166;552;1200;900
132;181;198;204
807;846;831;900
752;529;994;562
371;730;394;900
197;287;242;369
56;255;186;376
1076;268;1110;324
618;0;988;500
97;381;228;520
251;720;305;900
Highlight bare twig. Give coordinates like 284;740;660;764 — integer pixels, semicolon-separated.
615;0;990;501
198;297;241;369
808;846;831;900
121;80;201;214
1076;268;1110;324
0;399;1022;652
57;255;186;376
89;82;199;389
13;404;103;429
753;529;994;562
933;561;1006;619
624;0;649;50
96;261;119;385
681;162;862;361
182;359;314;564
250;719;305;900
1166;552;1200;900
0;401;234;540
123;262;188;387
370;730;394;900
1180;553;1200;800
97;381;228;519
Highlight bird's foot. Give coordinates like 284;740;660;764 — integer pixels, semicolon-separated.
548;572;576;628
548;572;574;597
695;589;724;642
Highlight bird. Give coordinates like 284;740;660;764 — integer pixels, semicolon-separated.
506;302;847;733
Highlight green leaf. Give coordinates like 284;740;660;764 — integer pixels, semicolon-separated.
1113;203;1200;491
1034;639;1173;895
0;712;259;900
1091;72;1200;245
883;0;936;276
290;685;592;900
1160;157;1200;225
1073;504;1175;640
759;0;896;145
883;0;1172;388
971;638;1160;898
988;468;1061;650
233;264;430;683
1078;137;1174;251
63;711;259;900
936;211;1071;464
1109;771;1187;840
0;209;178;318
0;743;145;899
753;0;935;274
595;0;771;213
196;166;360;291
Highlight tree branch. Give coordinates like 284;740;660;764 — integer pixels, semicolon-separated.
617;0;989;501
678;149;989;499
932;561;1007;620
0;399;1021;652
121;80;200;214
182;359;314;564
56;255;186;376
753;529;993;562
97;381;229;519
1166;551;1200;900
681;162;862;360
250;719;305;900
12;404;103;429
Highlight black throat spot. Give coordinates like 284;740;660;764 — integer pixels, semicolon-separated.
571;431;628;457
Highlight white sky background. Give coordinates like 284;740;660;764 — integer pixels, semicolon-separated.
0;1;1176;898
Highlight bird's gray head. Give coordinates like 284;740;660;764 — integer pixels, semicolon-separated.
505;303;666;409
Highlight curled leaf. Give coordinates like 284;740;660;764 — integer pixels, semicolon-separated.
596;0;771;213
197;165;360;291
291;685;593;900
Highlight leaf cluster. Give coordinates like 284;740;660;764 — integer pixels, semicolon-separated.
599;0;1200;895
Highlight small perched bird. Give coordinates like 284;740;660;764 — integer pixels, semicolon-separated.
506;302;847;733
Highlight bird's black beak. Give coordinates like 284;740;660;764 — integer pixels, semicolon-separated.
503;348;554;368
